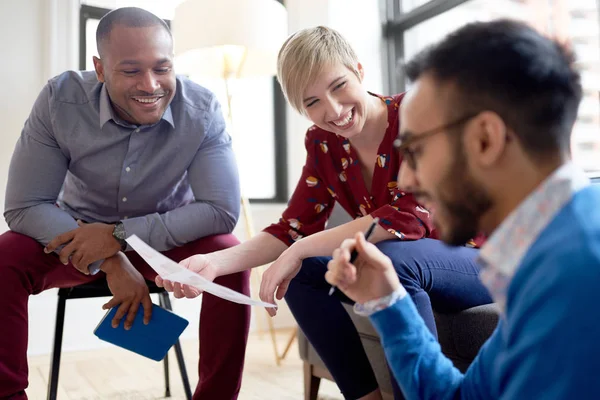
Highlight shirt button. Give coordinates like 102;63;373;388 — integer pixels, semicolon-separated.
122;197;128;202
123;216;128;219
125;166;131;172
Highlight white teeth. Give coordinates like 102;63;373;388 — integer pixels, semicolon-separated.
133;97;160;104
333;109;353;127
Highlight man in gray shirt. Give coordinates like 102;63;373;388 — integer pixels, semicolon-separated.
0;7;249;400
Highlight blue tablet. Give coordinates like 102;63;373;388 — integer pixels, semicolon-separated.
94;303;189;362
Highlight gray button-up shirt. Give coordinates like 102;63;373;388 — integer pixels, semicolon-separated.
5;71;240;273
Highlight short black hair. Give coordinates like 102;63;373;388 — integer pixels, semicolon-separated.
404;19;582;161
96;7;172;57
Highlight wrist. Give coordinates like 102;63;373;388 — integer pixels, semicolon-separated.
287;241;307;260
354;286;407;317
100;254;122;274
111;222;127;251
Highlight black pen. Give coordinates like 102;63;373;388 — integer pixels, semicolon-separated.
328;217;380;296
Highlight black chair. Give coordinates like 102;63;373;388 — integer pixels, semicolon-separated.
47;279;193;400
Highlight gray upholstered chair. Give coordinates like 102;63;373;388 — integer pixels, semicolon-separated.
297;204;500;400
299;304;499;399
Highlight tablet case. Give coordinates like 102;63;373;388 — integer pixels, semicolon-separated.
94;303;189;361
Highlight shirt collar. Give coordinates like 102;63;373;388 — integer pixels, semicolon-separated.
99;84;175;129
478;162;590;276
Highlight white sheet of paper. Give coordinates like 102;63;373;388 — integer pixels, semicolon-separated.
126;235;275;308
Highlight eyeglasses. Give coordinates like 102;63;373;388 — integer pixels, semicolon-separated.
394;113;479;170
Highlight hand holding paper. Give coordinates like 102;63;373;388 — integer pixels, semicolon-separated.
126;235;276;308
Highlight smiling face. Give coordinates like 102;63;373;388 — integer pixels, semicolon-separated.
397;75;493;246
301;62;368;138
93;24;175;126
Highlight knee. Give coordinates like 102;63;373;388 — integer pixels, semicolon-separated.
374;240;421;287
284;256;329;302
0;231;43;266
0;232;43;287
296;256;329;283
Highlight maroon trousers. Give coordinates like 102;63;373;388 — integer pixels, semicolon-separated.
0;231;250;400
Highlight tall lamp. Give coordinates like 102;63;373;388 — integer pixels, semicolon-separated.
173;0;294;365
173;0;287;239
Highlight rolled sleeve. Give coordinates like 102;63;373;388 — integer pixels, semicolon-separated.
371;190;436;241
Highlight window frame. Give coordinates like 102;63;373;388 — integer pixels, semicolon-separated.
383;0;471;94
79;3;288;203
383;0;600;177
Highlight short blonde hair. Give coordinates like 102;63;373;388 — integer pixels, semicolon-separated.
277;26;361;115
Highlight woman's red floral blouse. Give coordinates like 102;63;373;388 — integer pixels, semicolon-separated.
264;93;483;248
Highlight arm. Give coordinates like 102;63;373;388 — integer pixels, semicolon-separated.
206;232;288;275
463;248;600;399
4;84;79;249
210;216;393;277
287;181;435;261
120;95;240;251
370;297;464;400
325;233;465;399
191;130;338;276
290;215;394;259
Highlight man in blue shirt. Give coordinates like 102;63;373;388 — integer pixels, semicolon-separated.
326;19;600;399
0;7;249;400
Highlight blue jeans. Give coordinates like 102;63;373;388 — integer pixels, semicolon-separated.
285;238;492;399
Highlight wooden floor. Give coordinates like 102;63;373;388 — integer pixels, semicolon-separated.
26;329;343;400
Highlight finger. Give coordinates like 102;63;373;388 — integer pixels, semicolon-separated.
155;275;164;287
173;282;185;299
77;255;92;272
265;285;277;312
325;270;346;289
332;248;350;263
142;295;153;325
324;269;336;286
162;279;175;292
58;241;77;265
259;275;274;310
103;296;121;310
69;256;89;274
259;273;268;305
45;231;75;253
179;257;192;269
124;300;141;330
266;303;277;317
339;238;357;253
71;250;84;270
331;248;342;262
275;279;290;300
182;284;201;299
112;301;131;328
259;273;276;309
327;258;356;285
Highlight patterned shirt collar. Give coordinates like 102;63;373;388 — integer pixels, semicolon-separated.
478;162;590;312
99;84;175;129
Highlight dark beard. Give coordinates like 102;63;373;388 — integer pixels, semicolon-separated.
438;141;493;246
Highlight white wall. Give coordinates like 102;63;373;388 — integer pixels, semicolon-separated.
1;0;45;233
1;0;385;356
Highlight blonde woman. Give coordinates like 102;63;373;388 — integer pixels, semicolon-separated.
158;26;491;400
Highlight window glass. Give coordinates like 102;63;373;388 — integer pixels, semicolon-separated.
402;0;600;174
